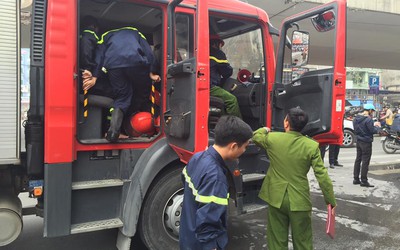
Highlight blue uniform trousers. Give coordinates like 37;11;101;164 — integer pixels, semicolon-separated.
108;66;151;114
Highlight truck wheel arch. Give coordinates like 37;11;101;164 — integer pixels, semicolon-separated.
120;138;181;237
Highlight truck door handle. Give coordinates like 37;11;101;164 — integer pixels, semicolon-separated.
168;84;174;96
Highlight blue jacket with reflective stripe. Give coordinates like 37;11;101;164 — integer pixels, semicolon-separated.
93;27;157;77
179;146;229;250
210;47;233;88
80;30;98;72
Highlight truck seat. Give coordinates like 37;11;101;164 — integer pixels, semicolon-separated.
209;96;225;130
78;94;114;140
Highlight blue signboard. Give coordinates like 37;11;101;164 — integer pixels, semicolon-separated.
368;87;379;95
369;76;379;88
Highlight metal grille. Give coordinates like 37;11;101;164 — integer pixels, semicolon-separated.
31;0;47;64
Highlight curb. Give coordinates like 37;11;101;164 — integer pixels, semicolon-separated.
369;161;400;170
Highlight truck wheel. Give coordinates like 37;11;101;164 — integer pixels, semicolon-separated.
342;129;355;148
139;167;184;250
382;138;397;154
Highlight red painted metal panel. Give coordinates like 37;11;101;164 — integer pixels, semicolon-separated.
44;0;77;163
265;26;276;128
192;0;210;159
314;0;347;145
43;0;271;163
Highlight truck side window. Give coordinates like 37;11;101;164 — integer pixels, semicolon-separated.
175;14;194;62
282;16;335;83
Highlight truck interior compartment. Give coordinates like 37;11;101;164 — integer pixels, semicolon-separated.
78;0;267;141
78;1;163;143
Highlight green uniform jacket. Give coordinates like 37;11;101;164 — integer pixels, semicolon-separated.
252;128;336;211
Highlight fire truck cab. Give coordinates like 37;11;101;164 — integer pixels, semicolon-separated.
0;0;346;249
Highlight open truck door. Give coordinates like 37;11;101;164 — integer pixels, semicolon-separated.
272;0;347;145
164;0;209;163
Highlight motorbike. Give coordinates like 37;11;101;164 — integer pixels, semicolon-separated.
380;127;400;154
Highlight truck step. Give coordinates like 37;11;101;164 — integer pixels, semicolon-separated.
71;218;123;234
72;179;124;190
242;173;265;183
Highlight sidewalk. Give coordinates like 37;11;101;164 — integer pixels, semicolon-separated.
309;138;400;199
323;138;400;170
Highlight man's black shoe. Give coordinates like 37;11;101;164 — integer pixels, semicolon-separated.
353;179;361;185
329;164;335;169
106;108;124;143
360;182;374;187
334;162;343;167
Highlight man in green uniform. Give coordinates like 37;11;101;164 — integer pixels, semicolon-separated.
252;107;336;250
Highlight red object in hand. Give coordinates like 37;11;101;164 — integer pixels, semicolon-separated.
326;204;335;239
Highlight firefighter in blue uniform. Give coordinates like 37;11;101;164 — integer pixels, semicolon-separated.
80;16;98;75
80;16;113;97
179;116;253;250
209;35;241;118
83;26;160;142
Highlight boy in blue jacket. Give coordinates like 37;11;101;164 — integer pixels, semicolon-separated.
179;116;252;250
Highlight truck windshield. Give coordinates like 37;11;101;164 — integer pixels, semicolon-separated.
224;29;265;82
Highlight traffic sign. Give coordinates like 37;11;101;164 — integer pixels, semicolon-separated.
369;76;379;88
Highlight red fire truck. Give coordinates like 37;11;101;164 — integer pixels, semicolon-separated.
0;0;346;249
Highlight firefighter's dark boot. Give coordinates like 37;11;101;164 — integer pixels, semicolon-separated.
106;108;124;142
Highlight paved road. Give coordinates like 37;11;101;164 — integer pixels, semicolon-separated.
329;137;400;169
4;137;400;250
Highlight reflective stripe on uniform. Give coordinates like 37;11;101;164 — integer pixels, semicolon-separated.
107;108;114;121
98;26;147;44
209;56;229;64
83;29;99;40
182;167;229;206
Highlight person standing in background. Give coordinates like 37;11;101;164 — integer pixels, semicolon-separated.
380;105;393;128
391;109;400;133
353;104;381;187
328;144;343;169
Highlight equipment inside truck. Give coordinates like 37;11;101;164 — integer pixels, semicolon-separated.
78;0;267;143
78;1;164;143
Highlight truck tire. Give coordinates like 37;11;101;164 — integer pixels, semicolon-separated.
382;138;397;154
139;167;184;250
342;129;355;148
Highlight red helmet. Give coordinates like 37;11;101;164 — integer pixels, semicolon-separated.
125;112;155;137
210;34;225;47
